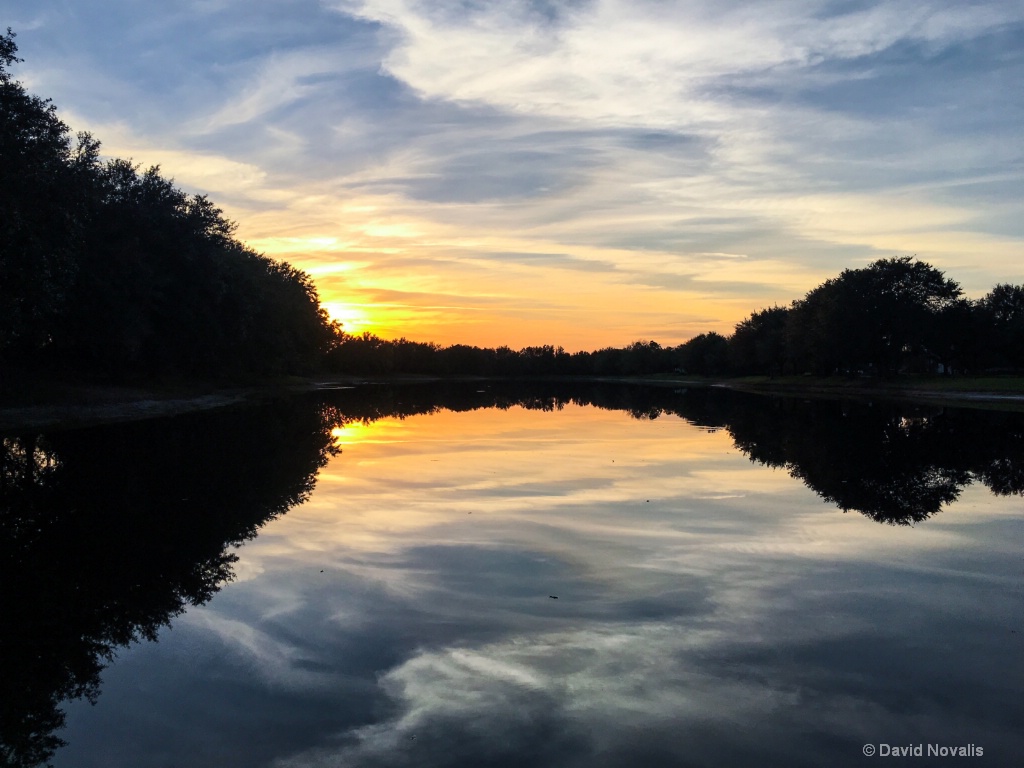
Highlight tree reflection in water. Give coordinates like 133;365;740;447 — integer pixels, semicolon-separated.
0;400;341;767
312;381;1024;525
3;383;1024;765
682;389;1024;524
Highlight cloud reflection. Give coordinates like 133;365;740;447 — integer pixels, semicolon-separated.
52;396;1024;767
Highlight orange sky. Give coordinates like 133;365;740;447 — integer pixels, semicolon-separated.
16;1;1024;350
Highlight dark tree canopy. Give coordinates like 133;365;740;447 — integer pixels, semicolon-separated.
0;30;335;380
729;305;789;375
678;332;729;375
784;257;963;375
978;283;1024;369
0;28;87;357
723;257;1024;379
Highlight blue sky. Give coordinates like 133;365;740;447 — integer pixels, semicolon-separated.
4;0;1023;347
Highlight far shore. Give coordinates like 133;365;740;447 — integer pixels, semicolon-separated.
4;373;1024;433
696;374;1024;406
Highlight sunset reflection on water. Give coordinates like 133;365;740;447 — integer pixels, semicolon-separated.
53;397;1023;768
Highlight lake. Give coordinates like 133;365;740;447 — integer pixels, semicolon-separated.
2;382;1021;767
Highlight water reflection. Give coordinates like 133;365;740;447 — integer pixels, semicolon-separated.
0;400;340;767
2;383;1022;767
717;394;1024;524
320;381;1024;524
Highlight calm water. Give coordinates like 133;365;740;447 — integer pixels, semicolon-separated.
2;383;1022;767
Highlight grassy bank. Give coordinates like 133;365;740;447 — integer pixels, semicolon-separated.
703;373;1024;409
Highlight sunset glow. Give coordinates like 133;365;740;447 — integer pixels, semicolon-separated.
322;302;375;337
10;1;1024;348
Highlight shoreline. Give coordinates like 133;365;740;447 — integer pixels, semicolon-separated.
708;377;1024;406
4;373;1024;433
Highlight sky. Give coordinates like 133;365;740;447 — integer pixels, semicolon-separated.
4;0;1024;349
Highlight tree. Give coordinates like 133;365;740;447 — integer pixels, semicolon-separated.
978;284;1024;369
2;31;337;380
785;257;962;375
729;305;789;376
0;29;93;359
678;332;730;375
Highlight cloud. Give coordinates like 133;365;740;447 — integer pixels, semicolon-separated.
10;0;1024;345
338;0;1019;125
271;568;1019;767
469;251;619;274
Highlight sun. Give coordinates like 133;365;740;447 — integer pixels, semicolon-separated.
323;302;374;336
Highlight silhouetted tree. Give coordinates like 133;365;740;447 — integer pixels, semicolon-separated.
1;32;335;381
729;306;789;375
0;29;96;360
678;332;730;375
978;284;1024;369
786;257;962;375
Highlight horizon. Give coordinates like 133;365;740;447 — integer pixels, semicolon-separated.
4;1;1023;349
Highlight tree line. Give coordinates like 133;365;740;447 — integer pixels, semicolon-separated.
324;257;1024;378
728;257;1024;377
1;29;335;381
4;27;1022;384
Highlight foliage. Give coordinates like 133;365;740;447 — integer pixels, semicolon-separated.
0;30;334;379
323;255;1016;380
677;332;729;375
729;306;789;375
0;28;88;357
783;257;963;376
977;284;1024;369
721;257;1024;379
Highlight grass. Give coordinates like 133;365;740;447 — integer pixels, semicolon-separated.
726;374;1024;394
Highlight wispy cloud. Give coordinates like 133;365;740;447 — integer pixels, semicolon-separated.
9;0;1024;345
